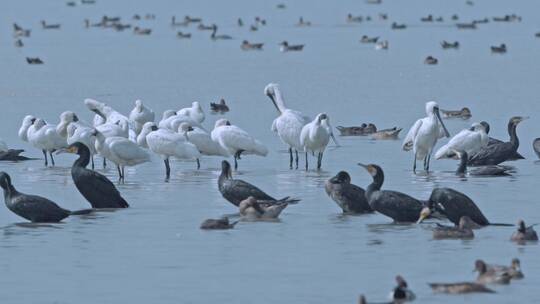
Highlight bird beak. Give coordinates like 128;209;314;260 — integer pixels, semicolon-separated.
416;207;431;224
56;146;77;155
434;107;450;137
357;163;369;170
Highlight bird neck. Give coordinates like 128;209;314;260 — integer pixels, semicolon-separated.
74;150;90;168
508;122;519;147
2;183;17;200
273;89;287;113
366;173;383;200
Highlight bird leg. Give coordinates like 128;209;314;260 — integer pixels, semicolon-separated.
289;147;293;169
121;166;125;183
42;150;48;166
103;157;107;169
305;152;309;171
117;165;123;181
295;150;299;169
196;158;200;170
317;152;323;170
234;155;238;170
426;153;431;172
91;156;95;170
49;151;55;166
413;152;417;174
164;158;171;181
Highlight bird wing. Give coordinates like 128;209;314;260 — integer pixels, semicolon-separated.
108;139;150;163
468;142;513;166
11;194;67;218
228;179;276;201
402;119;422;151
75;170;128;208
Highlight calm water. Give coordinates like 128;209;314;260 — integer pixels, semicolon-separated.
1;0;539;303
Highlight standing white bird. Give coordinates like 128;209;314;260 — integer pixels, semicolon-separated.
177;101;205;123
129;99;155;134
138;122;200;180
434;122;488;159
27;118;67;166
158;111;203;131
402;101;450;173
178;122;229;168
264;83;311;169
300;113;334;170
56;111;82;139
18;115;36;142
93;130;150;181
211;119;268;170
84;98;137;141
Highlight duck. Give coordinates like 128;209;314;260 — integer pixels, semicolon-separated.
432;216;475;239
325;171;373;214
134;27;152;35
371;127;402;140
336;123;375;136
424;56;438;65
360;35;379;43
198;23;213;30
456;22;476;29
241;40;264;50
421;15;433;22
429;282;494;294
176;31;191;39
375;40;389;50
441;41;459;49
296;17;311;27
0;140;31;161
279;41;304;52
14;39;23;47
210;24;232;40
347;14;363;23
26;57;44;64
487;258;524;279
391;22;407;30
392;275;416;302
441;107;471;119
238;196;291;220
200;217;238;230
491;44;507;53
475;260;511;285
41;21;61;29
511;219;538;242
210;98;230;113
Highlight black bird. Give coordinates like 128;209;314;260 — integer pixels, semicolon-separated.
418;188;511;227
441;40;459;49
218;160;299;207
480;121;524;160
491;44;507;54
0;149;32;161
392;275;416;302
454;150;512;176
200;217;238;230
26;57;44;64
511;219;538;242
61;142;129;208
0;172;90;222
469;117;527;166
325;171;372;214
358;163;424;222
210;98;230;113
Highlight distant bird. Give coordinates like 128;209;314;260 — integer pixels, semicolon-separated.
441;41;459;49
391;275;416;302
325;171;372;214
511;220;538;242
176;31;191;39
26;57;44;65
424;56;438;65
468;116;527;166
475;260;511;285
210;98;230;113
391;22;407;30
211;119;268;170
434;122;488;159
360;35;379;43
487;258;524;279
441;107;471;119
177;101;205;124
237;18;244;27
60;142;128;208
264;83;310;169
134;27;152;35
375;40;389;50
41;20;61;29
336;123;375;136
473;18;489;24
429;282;494;294
239;196;291;220
296;17;311;27
276;3;286;9
421;15;433;22
13;23;31;37
171;16;189;27
241;40;264;50
359;163;424;223
210;24;232;40
456;22;476;29
347;14;363;23
454;150;512;176
402;101;450;172
0;140;31;161
129;99;155;134
371;127;402;140
200;217;238;230
491;44;507;53
218;160;299;206
432;216;475;239
14;39;23;47
300;113;335;170
0;171;91;222
279;41;304;52
533;138;540;159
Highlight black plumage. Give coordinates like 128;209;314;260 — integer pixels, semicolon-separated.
455;150;511;176
359;163;423;222
65;142;129;208
0;149;32;161
423;188;489;226
325;171;372;214
218;160;299;206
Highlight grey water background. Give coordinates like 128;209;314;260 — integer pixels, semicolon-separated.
1;0;539;302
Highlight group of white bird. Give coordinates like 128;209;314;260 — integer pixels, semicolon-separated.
15;83;342;181
402;101;489;173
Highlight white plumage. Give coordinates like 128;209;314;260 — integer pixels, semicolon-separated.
158;111;203;131
300;113;333;170
177;101;205;123
129;99;155;134
178;123;229;157
18;115;36;142
84;98;137;141
211;119;268;169
402;101;450;172
27;118;67;166
434;122;488;159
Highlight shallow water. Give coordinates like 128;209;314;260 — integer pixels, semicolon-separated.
1;0;540;303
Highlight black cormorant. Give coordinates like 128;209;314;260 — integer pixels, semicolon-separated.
325;171;373;214
480;121;524;160
0;149;32;161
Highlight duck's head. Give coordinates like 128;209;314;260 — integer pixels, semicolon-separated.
517;219;526;233
474;260;487;274
511;258;521;271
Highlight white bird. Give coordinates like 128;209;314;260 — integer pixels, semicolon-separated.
434;122;488;159
18;115;36;142
84;98;137;141
178;122;229;168
129;99;155;134
27;118;67;166
300;113;334;170
158;111;203;131
177;101;205;123
264;83;311;169
402;101;450;173
211;119;268;170
138;122;200;180
93;130;150;181
56;111;82;139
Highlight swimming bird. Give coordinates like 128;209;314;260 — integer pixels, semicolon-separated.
359;163;424;223
0;140;31;161
134;27;152;35
177;101;205;124
421;15;433;22
13;23;31;37
171;16;189;27
0;172;92;222
429;282;494;294
360;35;379;43
441;41;459;49
200;217;238;230
480;121;524;160
264;83;310;169
392;275;416;302
511;220;538;242
14;39;23;47
279;41;304;52
239;196;291;220
211;119;268;170
424;56;438;65
441;107;471;119
300;113;337;170
218;160;299;207
456;22;476;29
296;17;311;27
178;123;228;168
210;98;230;113
210;24;232;40
375;40;389;50
198;23;214;30
26;57;44;65
391;22;406;30
533;138;540;159
491;44;507;54
454;150;512;176
41;21;61;29
335;124;373;136
325;171;372;214
371;127;402;140
129;99;155;135
138;122;200;180
176;31;191;39
402;101;450;173
347;14;362;23
434;123;488;159
475;260;511;285
468;116;527;166
60;143;129;208
432;216;475;239
27;118;67;166
241;40;264;50
487;258;524;279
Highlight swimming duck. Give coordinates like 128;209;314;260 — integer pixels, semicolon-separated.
41;21;61;29
432;216;475;239
491;44;507;53
241;40;264;50
200;217;238;230
325;171;373;214
26;57;44;65
441;41;459;49
429;282;494;294
456;22;476;29
297;17;311;27
511;219;538;242
347;14;363;23
441;107;471;119
487;258;524;279
391;22;406;30
238;196;292;220
392;275;416;302
421;15;433;22
371;127;402;140
198;23;213;30
475;260;511;285
375;40;389;50
210;98;230;113
176;31;191;39
276;3;286;9
360;35;379;43
134;27;151;35
473;18;489;24
424;56;438;65
211;24;232;40
454;150;512;177
237;18;244;27
279;41;304;52
336;124;375;136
